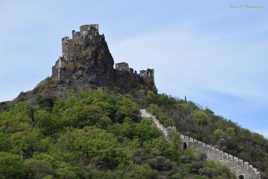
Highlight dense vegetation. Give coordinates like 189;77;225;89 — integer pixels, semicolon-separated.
0;89;235;179
145;91;268;179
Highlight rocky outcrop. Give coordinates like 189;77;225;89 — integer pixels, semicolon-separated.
49;24;155;93
3;24;156;106
0;102;10;113
140;109;262;179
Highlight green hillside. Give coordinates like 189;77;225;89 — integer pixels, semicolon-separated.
145;91;268;179
0;89;235;179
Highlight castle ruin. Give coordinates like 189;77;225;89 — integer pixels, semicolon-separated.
14;24;156;103
50;24;156;92
52;24;106;81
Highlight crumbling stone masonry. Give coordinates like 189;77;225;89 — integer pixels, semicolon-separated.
51;24;155;92
140;109;262;179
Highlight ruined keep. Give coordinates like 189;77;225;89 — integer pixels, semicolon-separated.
52;24;114;83
12;24;156;103
50;24;155;93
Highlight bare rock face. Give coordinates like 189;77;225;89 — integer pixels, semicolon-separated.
12;24;156;105
0;102;10;113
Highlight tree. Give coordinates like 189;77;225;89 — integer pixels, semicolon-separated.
214;129;224;139
124;164;157;179
0;132;10;151
36;110;60;135
23;159;54;179
63;104;106;128
0;152;23;179
57;127;127;170
9;129;43;158
192;110;210;126
115;96;140;122
168;128;182;159
226;128;236;137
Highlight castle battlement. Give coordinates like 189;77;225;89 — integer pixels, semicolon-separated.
115;62;130;72
60;24;102;62
62;36;70;42
80;24;99;33
140;111;262;179
115;62;154;81
170;129;262;179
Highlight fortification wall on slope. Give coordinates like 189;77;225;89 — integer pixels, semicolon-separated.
140;109;262;179
178;132;261;179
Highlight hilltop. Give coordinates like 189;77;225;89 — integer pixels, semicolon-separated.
0;24;156;111
0;25;267;179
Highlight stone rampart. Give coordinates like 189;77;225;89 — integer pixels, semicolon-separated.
140;109;262;179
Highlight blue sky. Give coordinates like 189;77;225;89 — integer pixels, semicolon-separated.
0;0;267;137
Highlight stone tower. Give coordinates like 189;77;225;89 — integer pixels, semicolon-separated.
140;69;154;81
52;24;114;84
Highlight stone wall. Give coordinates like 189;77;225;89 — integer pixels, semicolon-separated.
178;132;261;179
115;62;130;72
140;109;262;179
